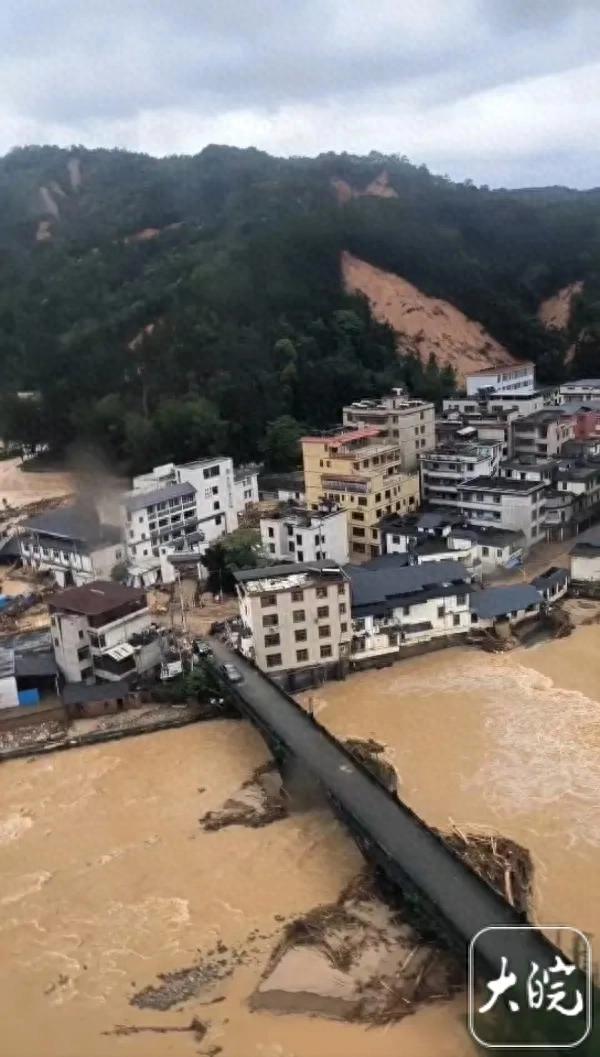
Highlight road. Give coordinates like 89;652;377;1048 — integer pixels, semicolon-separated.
207;638;588;1020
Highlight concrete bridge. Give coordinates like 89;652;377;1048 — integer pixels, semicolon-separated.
207;638;591;1046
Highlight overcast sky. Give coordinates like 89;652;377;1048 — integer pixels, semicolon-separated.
2;0;600;187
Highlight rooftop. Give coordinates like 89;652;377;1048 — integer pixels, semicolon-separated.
235;560;346;594
513;409;574;427
421;443;496;460
532;567;569;590
22;505;121;547
500;459;557;473
234;462;260;482
381;510;459;535
459;476;544;493
123;481;196;512
470;585;542;619
258;470;305;493
178;455;230;470
561;379;600;390
556;461;600;482
62;680;131;707
301;427;383;448
49;580;146;617
452;524;525;547
466;361;534;377
345;557;471;611
570;523;600;555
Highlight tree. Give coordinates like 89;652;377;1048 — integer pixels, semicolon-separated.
202;528;266;594
260;415;302;471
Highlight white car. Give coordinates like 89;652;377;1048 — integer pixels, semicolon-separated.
222;662;244;684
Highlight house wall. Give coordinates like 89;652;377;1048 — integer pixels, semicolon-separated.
175;458;238;534
260;510;349;564
466;364;535;396
239;579;351;674
457;489;544;547
472;604;540;630
351;588;471;660
234;471;259;513
0;675;19;709
51;611;93;683
571;554;600;582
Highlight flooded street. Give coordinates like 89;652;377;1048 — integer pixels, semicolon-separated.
1;629;600;1057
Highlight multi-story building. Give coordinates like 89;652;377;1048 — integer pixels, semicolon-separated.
465;362;535;397
347;556;473;662
19;506;123;587
49;580;162;684
235;561;351;685
380;512;524;575
436;412;516;460
512;410;575;461
260;503;348;564
122;481;204;567
302;427;419;562
443;390;551;418
570;524;600;585
455;476;546;547
342;389;435;470
132;456;242;535
419;441;501;508
234;464;260;510
559;379;600;403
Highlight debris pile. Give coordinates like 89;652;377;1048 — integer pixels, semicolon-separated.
199;762;287;831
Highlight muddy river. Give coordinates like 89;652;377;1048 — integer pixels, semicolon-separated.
1;628;600;1057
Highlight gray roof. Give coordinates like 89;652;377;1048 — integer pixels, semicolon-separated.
561;379;600;389
556;463;600;482
470;585;542;619
258;471;305;493
0;535;21;559
532;567;569;590
451;524;525;547
346;557;470;611
235;560;342;582
459;476;543;493
62;680;131;706
570;522;600;555
14;651;57;678
22;506;121;546
123;481;196;512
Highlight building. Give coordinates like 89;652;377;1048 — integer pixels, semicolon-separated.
302;427;420;562
121;480;205;585
455;476;546;547
132;456;241;535
342;389;435;470
62;679;134;718
347;556;473;662
499;459;557;485
234;464;260;510
0;639;57;710
258;471;306;504
469;584;542;629
443;389;554;419
560;379;600;402
543;459;600;540
420;441;501;509
570;524;600;585
465;362;535;397
19;506;123;587
436;412;516;460
531;567;569;604
512;409;575;461
235;561;351;683
380;512;524;576
49;581;162;684
260;503;349;564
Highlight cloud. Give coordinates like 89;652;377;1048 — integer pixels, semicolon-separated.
1;0;600;186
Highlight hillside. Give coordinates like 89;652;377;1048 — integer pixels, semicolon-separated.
342;251;516;383
1;144;600;470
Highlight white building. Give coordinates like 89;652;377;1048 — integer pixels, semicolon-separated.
465;362;535;397
19;506;123;587
380;512;524;576
469;584;543;629
420;442;501;508
455;476;546;547
258;471;306;503
122;481;205;579
235;561;351;681
570;524;600;584
560;379;600;402
260;504;349;564
234;464;260;512
132;456;241;535
49;580;162;684
347;556;473;661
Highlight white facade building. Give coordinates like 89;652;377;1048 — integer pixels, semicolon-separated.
260;504;349;564
234;464;260;513
570;524;600;583
19;507;123;587
49;581;161;684
455;476;546;547
420;442;501;508
560;379;600;402
465;362;535;397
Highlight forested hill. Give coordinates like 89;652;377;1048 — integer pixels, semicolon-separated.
1;143;600;472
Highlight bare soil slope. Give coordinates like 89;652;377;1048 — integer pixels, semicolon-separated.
538;281;583;330
341;250;517;382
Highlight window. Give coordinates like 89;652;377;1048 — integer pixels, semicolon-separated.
316;586;327;599
295;628;307;642
453;614;461;627
264;633;280;647
296;534;302;545
287;525;294;535
437;606;445;618
456;594;466;606
337;584;345;595
297;550;304;562
53;636;59;647
291;589;303;602
262;614;278;627
320;644;332;658
266;654;282;668
293;609;306;622
339;603;346;614
353;526;365;538
358;497;367;507
318;625;331;638
203;465;220;479
212;485;219;495
403;605;410;616
261;594;276;607
267;526;274;538
317;606;329;618
354;543;365;554
340;622;348;633
78;629;85;640
269;543;276;553
296;649;309;662
213;501;220;511
482;546;489;556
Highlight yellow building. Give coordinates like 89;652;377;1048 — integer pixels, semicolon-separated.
302;427;420;562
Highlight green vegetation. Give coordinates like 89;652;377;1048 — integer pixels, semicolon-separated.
202;527;267;593
0;144;599;469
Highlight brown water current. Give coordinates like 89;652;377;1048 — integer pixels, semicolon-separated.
1;628;600;1057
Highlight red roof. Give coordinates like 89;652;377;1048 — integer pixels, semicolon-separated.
302;427;382;447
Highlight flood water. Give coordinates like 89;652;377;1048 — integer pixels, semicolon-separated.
1;628;600;1057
